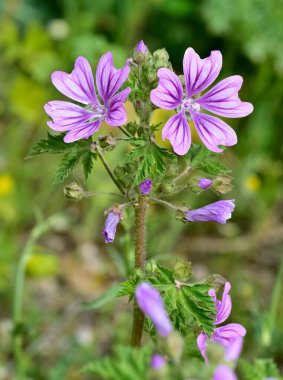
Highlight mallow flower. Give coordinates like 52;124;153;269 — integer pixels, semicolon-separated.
197;282;246;363
139;179;152;195
104;209;122;243
150;47;253;155
213;365;237;380
185;200;235;224
198;178;213;190
135;282;172;337
45;53;130;143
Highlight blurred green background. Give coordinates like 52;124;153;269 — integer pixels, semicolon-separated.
0;0;283;378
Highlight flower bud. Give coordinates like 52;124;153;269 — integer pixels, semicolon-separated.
139;179;152;195
150;354;166;370
198;178;213;190
98;134;116;151
133;40;148;64
184;200;235;224
153;48;171;70
213;175;233;194
104;208;122;243
64;181;85;200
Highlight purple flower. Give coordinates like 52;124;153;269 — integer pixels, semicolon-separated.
44;53;131;143
139;179;152;195
197;282;246;363
135;282;173;337
198;178;213;190
213;365;237;380
150;47;253;155
104;210;121;243
185;200;235;224
135;40;148;55
150;354;166;370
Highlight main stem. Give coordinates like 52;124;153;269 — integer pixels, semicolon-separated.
131;195;147;347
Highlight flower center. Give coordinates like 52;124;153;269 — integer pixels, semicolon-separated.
87;103;106;120
178;97;200;117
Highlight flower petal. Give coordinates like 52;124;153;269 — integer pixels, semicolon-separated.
212;323;246;348
197;333;208;363
136;282;173;337
162;113;191;155
225;336;244;361
209;282;232;325
44;101;95;130
150;68;183;110
190;111;237;153
213;366;237;380
63;120;101;143
96;52;130;104
105;87;131;126
51;56;98;105
198;75;254;118
183;48;222;97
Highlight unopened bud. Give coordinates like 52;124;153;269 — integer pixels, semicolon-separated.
98;134;116;151
213;175;233;194
64;181;85;200
153;48;171;70
133;40;149;64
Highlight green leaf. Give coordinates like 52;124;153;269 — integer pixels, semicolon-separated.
54;151;82;183
82;284;121;310
123;140;177;186
82;345;151;380
26;132;69;158
81;151;97;180
117;262;215;336
27;133;96;182
187;143;231;176
239;358;281;380
199;159;231;176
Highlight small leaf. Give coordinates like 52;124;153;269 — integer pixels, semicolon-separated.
54;151;82;183
81;151;97;180
82;284;121;310
82;345;151;380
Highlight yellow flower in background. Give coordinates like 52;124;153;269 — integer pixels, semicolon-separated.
244;174;261;192
0;174;14;197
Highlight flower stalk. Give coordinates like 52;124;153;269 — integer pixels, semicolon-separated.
131;195;147;347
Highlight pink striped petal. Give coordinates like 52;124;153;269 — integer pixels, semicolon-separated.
197;333;208;363
213;366;237;380
162;112;191;155
105;87;131;126
44;101;95;130
198;75;254;118
209;282;232;325
63;120;101;143
190;111;237;153
96;52;130;104
150;68;183;110
51;56;98;105
183;48;222;97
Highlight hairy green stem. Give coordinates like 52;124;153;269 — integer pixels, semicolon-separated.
13;216;58;379
131;195;147;347
150;197;177;211
96;149;126;195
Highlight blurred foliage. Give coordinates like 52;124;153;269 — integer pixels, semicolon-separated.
0;0;283;378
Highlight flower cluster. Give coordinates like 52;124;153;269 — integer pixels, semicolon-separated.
197;282;246;363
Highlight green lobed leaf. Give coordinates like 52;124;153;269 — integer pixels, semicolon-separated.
82;345;151;380
27;133;96;182
117;262;215;336
26;132;69;157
